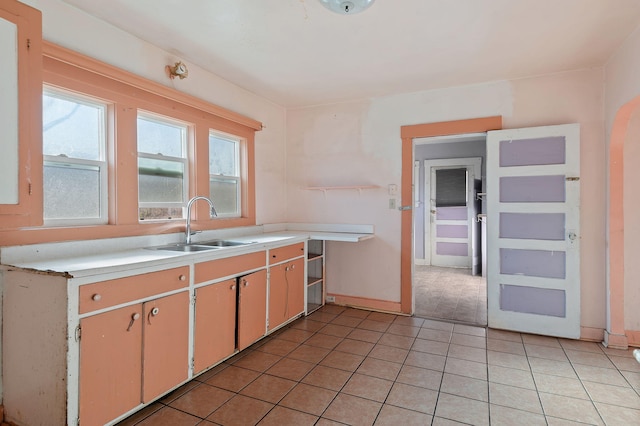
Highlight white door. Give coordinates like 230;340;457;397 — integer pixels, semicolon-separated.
427;158;481;269
486;124;580;338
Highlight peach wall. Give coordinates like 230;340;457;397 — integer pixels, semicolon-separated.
287;69;606;329
23;0;288;225
624;111;640;332
604;23;640;343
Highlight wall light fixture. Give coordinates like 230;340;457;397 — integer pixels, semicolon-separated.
167;61;189;80
319;0;376;15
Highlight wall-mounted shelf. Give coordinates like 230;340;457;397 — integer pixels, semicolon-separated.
304;185;380;196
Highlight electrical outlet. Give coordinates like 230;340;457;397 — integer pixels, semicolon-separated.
389;198;396;209
326;295;336;303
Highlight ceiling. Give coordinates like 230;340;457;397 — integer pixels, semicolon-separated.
60;0;640;108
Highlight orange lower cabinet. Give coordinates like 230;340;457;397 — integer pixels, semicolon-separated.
237;269;267;350
79;306;143;426
193;279;237;374
268;258;305;331
141;292;190;403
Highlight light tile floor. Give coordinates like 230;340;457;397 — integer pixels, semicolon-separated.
118;305;640;426
414;266;487;326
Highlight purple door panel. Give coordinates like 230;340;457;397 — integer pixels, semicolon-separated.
500;175;565;203
436;242;468;256
499;137;566;167
500;248;566;279
500;213;565;240
436;225;468;239
500;284;566;317
436;206;467;220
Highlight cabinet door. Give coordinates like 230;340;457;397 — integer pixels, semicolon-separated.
194;279;237;374
79;305;143;426
268;258;305;331
142;292;190;402
237;269;267;350
288;257;305;319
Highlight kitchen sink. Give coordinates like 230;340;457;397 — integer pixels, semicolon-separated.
149;243;221;252
199;240;250;247
148;240;252;252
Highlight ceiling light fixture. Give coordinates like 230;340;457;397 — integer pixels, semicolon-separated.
319;0;375;15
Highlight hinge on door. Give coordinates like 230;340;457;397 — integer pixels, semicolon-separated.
27;39;31;49
28;182;32;195
191;358;195;371
77;416;80;426
192;293;196;305
75;325;81;342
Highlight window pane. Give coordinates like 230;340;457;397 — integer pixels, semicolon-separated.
43;93;103;161
138;116;185;157
210;178;238;216
138;157;184;203
436;168;467;207
209;134;237;176
44;163;101;219
139;207;183;221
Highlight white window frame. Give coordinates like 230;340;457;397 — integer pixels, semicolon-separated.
42;87;108;226
137;111;189;221
209;131;241;218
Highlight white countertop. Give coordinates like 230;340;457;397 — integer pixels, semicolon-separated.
0;224;374;279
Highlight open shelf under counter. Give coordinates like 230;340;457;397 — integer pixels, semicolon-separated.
307;276;323;287
305;239;325;315
307;252;323;261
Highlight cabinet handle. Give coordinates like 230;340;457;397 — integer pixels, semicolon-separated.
243;280;249;287
291;264;295;270
230;284;236;290
179;274;187;281
151;307;160;316
91;293;102;301
127;313;140;332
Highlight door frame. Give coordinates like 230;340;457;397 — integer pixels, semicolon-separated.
400;116;502;314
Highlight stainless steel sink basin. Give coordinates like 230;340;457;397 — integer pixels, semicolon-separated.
199;240;249;247
148;240;252;252
149;243;221;252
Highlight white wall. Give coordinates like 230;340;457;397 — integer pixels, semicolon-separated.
604;24;640;332
287;69;607;329
23;0;288;225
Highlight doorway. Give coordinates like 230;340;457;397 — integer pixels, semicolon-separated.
402;119;582;340
413;136;486;325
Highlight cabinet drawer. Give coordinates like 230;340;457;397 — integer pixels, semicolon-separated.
269;242;305;264
79;266;189;314
194;251;266;284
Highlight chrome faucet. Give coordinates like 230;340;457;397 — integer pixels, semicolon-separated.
185;196;217;244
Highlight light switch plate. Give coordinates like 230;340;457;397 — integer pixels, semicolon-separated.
388;184;398;196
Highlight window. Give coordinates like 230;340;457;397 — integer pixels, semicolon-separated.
435;168;468;207
3;45;260;243
42;88;107;225
209;132;241;217
137;113;188;221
